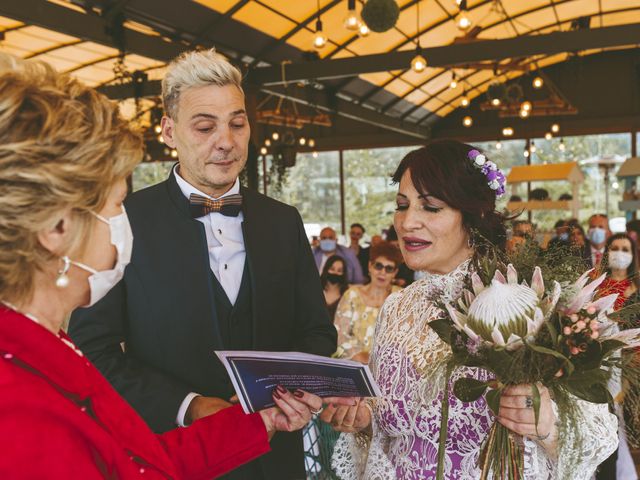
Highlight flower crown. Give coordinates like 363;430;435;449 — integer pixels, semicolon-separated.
467;149;506;197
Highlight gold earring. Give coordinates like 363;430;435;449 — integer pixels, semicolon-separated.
55;256;71;288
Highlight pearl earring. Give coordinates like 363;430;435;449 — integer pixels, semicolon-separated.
56;256;71;288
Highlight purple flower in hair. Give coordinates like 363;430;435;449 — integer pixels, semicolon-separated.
467;149;506;198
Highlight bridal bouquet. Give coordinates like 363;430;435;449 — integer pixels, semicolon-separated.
429;251;640;480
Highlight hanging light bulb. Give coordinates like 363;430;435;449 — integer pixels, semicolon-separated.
491;97;501;106
299;137;307;146
551;123;560;133
260;146;268;155
559;138;566;151
532;76;544;89
170;149;178;158
461;91;470;107
264;138;272;147
502;126;514;137
462;115;473;127
456;0;472;31
530;141;537;153
545;132;552;140
450;72;458;89
411;47;427;73
158;135;164;143
495;141;503;150
308;138;316;148
154;125;162;134
521;100;532;112
313;18;327;49
519;108;530;118
358;22;370;37
523;149;530;158
344;0;359;30
410;2;426;73
272;131;280;141
312;151;319;158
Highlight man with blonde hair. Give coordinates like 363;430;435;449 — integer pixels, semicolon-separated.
70;48;336;479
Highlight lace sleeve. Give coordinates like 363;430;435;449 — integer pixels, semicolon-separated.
524;397;618;479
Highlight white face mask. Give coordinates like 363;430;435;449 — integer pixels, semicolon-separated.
71;205;133;307
608;250;633;271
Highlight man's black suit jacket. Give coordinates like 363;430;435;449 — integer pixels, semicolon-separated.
69;171;337;479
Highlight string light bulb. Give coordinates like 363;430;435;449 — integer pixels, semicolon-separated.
545;132;552;140
461;91;470;107
313;19;327;49
491;98;501;106
158;135;164;143
462;115;473;127
308;138;316;148
154;125;162;134
272;131;280;141
495;141;502;150
264;138;272;147
533;76;544;89
559;138;566;151
260;146;268;155
551;123;560;133
170;149;178;158
344;0;359;30
456;0;472;31
411;48;427;73
519;108;530;118
312;151;319;158
358;22;370;37
450;72;458;89
530;141;537;153
299;137;307;146
502;126;514;137
524;149;530;158
521;100;532;112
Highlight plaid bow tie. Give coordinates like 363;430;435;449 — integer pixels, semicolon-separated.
189;193;242;218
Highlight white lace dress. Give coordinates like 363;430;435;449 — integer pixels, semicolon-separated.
332;260;619;480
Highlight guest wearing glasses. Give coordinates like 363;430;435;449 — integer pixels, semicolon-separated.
334;242;403;364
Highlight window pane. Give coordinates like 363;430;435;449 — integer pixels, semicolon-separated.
343;146;417;239
269;151;340;240
132;161;175;192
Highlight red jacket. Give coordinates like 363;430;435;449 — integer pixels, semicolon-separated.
0;307;270;479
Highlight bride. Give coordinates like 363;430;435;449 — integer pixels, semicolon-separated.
320;140;618;479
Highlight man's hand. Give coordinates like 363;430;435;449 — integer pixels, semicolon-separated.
185;396;233;425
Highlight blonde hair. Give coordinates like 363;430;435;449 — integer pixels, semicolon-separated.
162;48;243;119
0;53;143;303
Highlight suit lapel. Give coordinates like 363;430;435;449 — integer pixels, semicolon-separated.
164;169;225;349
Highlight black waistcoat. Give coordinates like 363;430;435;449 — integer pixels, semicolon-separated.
211;259;253;351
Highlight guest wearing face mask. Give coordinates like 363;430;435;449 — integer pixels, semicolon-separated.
333;242;403;364
0;55;330;479
320;255;349;321
546;220;570;250
587;213;611;268
598;233;639;310
596;234;639;480
313;226;364;284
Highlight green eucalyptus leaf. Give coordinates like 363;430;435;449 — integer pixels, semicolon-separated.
531;383;541;436
601;339;626;358
486;388;502;416
453;378;489;403
429;319;453;344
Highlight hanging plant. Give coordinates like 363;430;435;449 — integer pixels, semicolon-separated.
361;0;400;33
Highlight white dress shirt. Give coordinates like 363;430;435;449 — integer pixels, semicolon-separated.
173;165;246;426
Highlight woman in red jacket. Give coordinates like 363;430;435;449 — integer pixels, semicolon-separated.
0;55;340;479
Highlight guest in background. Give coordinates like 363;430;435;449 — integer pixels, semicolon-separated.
313;226;364;284
320;255;349;321
349;223;370;279
598;233;639;310
507;219;537;254
385;226;414;287
546;219;570;250
370;234;383;247
596;233;639;480
588;213;611;268
334;241;403;364
0;54;327;479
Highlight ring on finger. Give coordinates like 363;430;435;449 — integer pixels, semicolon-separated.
525;395;533;409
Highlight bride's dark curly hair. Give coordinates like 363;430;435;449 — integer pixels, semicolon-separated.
391;139;508;252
